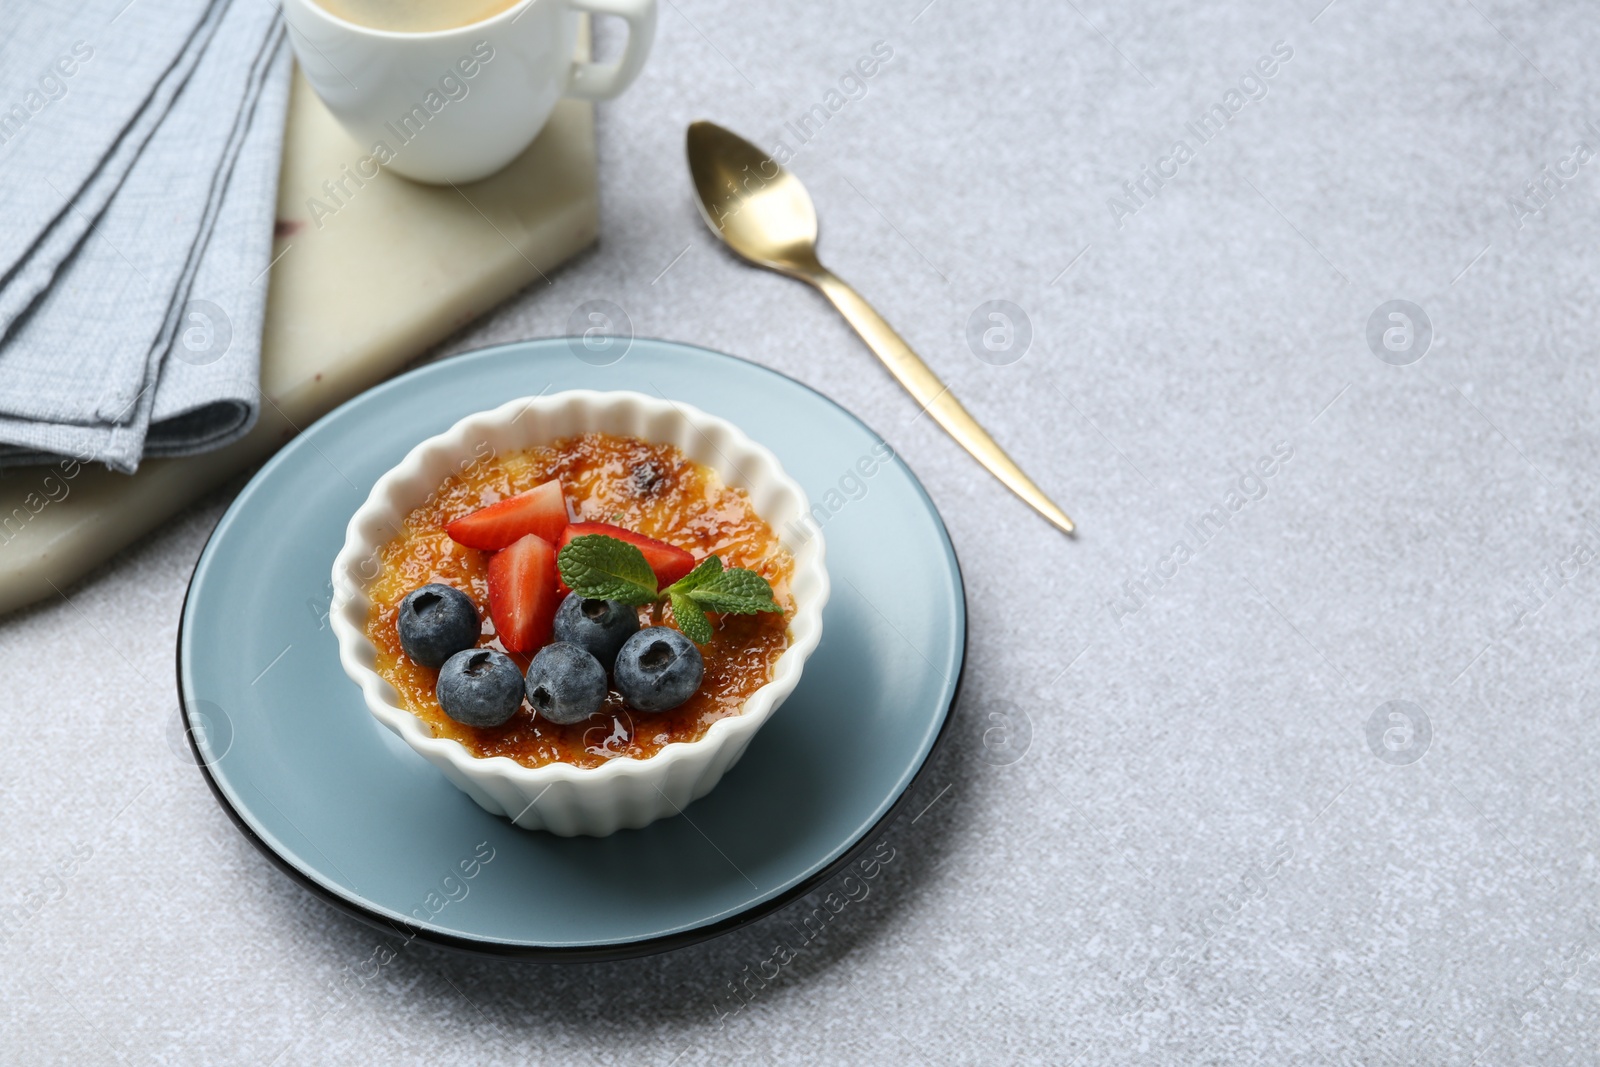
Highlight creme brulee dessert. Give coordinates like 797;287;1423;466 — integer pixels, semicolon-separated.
364;432;794;770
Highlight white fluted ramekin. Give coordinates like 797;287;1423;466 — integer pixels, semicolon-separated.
330;390;828;837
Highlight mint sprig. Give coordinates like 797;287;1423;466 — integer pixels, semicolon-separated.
555;535;782;644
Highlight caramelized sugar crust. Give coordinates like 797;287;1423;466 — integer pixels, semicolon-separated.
365;433;793;769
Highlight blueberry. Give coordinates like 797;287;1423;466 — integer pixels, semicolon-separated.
613;627;703;712
436;648;523;727
396;583;479;668
524;642;608;725
552;592;640;670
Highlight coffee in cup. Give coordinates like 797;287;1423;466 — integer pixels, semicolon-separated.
312;0;524;33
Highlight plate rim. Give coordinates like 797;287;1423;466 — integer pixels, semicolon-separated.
177;337;967;961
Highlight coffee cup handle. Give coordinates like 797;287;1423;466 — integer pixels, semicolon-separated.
564;0;657;101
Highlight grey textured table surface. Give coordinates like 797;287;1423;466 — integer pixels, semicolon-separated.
5;0;1600;1063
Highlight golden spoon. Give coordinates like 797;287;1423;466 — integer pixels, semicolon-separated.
685;120;1075;537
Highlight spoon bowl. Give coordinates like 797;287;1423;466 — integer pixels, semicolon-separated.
686;121;822;277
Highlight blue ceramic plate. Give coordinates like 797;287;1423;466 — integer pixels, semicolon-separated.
178;339;965;959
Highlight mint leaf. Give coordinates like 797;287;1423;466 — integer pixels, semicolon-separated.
668;591;714;644
556;534;658;605
684;567;783;615
667;555;723;595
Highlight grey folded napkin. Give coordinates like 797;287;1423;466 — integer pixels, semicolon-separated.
0;0;291;472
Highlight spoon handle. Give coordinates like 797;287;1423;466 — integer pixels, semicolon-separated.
811;270;1075;536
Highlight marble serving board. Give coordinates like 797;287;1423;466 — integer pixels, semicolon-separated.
0;55;598;617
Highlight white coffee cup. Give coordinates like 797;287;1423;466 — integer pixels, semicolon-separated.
281;0;656;183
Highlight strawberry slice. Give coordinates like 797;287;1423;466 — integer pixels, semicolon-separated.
486;533;560;654
558;522;697;592
446;479;568;551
